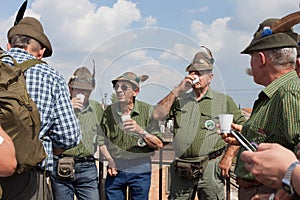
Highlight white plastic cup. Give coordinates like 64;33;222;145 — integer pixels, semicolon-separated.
76;93;85;104
219;114;234;133
121;114;131;123
192;75;199;85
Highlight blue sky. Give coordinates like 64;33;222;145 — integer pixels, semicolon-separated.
0;0;299;108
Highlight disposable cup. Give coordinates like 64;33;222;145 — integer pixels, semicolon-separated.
219;114;233;133
192;75;199;85
121;114;131;123
76;93;85;104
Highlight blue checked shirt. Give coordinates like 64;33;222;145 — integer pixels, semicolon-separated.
2;48;81;171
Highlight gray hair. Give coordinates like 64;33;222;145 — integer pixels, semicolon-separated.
264;47;296;70
9;34;42;53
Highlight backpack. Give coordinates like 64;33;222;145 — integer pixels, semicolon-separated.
0;55;46;174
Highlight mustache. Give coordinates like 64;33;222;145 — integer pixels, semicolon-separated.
246;68;253;76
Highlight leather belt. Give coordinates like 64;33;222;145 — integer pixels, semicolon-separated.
73;156;95;163
236;178;262;188
55;154;96;163
208;147;225;160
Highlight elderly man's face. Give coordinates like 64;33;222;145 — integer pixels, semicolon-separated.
113;81;139;103
189;70;213;90
250;51;265;85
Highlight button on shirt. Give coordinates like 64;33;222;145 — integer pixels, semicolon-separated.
235;71;300;181
2;48;81;171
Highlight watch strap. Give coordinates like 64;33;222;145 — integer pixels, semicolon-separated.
282;161;300;194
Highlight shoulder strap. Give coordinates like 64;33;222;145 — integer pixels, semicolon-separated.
18;59;44;72
0;54;45;72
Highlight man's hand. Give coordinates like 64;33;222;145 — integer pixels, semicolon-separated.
71;96;83;110
107;158;118;176
218;123;242;145
240;143;298;189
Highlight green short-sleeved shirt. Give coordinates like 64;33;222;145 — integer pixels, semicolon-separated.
171;88;246;158
235;71;300;180
63;100;104;157
99;100;162;160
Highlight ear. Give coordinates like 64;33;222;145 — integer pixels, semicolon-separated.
133;88;140;97
36;48;46;59
258;52;266;66
7;43;12;50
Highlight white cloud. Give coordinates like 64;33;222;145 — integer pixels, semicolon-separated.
159;43;198;62
231;0;300;31
143;16;157;27
30;0;141;52
190;17;232;52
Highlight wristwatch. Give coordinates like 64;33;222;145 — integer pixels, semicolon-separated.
282;161;300;195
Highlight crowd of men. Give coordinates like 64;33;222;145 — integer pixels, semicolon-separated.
0;8;300;200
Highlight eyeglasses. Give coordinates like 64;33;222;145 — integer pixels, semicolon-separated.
113;84;132;91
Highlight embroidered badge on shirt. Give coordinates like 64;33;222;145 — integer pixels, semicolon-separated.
204;120;215;130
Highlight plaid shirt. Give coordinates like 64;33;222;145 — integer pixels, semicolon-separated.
2;48;81;171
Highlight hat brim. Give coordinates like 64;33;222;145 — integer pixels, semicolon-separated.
185;63;213;72
111;78;139;88
69;81;94;90
241;33;298;54
8;25;52;57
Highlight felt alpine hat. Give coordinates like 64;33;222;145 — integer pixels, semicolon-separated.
68;67;95;91
241;11;300;54
7;17;52;57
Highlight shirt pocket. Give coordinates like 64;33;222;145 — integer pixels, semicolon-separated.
248;124;275;144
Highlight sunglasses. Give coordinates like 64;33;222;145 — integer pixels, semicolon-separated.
113;84;132;91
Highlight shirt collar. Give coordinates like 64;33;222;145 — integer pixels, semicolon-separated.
80;101;94;113
189;87;213;101
4;48;36;63
261;71;298;99
116;100;140;116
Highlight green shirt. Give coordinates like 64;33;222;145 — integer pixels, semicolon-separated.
235;71;300;180
171;88;246;159
64;100;104;157
99;100;162;160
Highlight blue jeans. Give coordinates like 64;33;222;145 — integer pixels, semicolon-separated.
105;159;151;200
50;160;99;200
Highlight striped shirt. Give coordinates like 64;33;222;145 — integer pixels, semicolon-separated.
235;71;300;180
2;48;81;171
